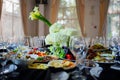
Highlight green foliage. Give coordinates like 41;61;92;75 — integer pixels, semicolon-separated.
37;57;44;61
29;6;52;27
48;45;65;58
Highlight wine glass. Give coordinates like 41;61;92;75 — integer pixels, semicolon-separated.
69;36;87;68
69;36;87;80
0;54;8;80
22;36;31;47
91;36;105;47
109;37;120;68
69;36;86;55
18;36;31;60
32;36;45;48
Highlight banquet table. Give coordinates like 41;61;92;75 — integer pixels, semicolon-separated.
1;61;120;80
97;63;120;80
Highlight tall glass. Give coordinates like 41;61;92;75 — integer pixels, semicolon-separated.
69;36;87;67
69;35;87;80
109;37;120;66
0;36;8;80
0;57;8;80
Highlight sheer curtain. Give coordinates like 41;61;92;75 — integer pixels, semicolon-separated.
49;0;60;24
20;0;39;37
0;0;2;35
0;0;3;19
57;0;81;35
0;0;39;39
107;0;120;37
1;0;24;38
76;0;85;37
99;0;109;37
20;0;27;36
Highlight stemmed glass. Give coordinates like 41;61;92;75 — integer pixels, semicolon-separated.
69;36;93;79
69;36;87;79
17;36;31;60
69;36;86;60
0;56;8;80
69;36;99;80
32;36;45;48
0;37;8;80
109;37;120;67
91;36;105;47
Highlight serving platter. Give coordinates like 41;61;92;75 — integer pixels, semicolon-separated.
27;59;76;70
48;60;76;70
28;63;48;70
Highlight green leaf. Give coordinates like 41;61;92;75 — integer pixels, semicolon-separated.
37;57;44;61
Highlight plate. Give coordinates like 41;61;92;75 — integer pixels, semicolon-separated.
28;63;48;70
77;59;99;69
62;60;76;70
94;61;115;64
92;57;115;64
35;55;58;63
48;60;76;70
48;60;63;68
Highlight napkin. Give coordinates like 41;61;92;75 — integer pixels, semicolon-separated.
111;64;120;71
90;66;103;77
0;64;17;74
51;71;69;80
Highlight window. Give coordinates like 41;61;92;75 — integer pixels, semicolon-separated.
1;0;24;39
107;0;120;38
57;0;81;33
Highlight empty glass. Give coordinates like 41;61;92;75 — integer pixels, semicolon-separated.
69;36;87;72
109;37;120;65
31;36;45;48
0;55;8;80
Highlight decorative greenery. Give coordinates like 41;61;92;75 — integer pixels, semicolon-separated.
29;6;52;27
49;45;66;58
29;6;78;59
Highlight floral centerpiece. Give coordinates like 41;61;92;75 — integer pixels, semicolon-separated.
29;6;78;59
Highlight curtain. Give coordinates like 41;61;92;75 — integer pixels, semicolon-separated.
20;0;38;37
1;0;24;38
76;0;85;37
49;0;60;24
0;0;2;35
20;0;27;36
98;0;109;36
0;0;2;19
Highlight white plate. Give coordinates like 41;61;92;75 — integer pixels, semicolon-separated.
94;60;115;64
48;60;76;70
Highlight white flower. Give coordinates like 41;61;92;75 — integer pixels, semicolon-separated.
45;32;68;46
59;28;78;36
49;23;64;33
45;22;79;47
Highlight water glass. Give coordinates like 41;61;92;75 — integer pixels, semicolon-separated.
0;57;8;80
69;36;88;71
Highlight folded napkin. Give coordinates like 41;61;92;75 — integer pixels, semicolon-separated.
111;64;120;71
51;71;69;80
0;64;17;74
90;66;103;77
